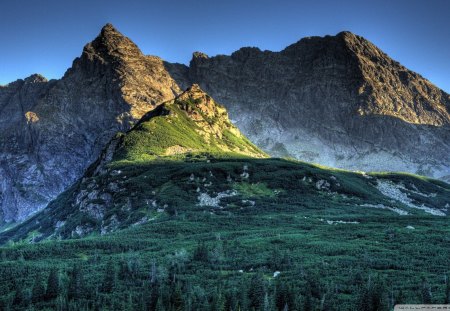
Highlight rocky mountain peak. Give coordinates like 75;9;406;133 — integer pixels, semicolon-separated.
23;74;48;84
193;51;209;59
0;24;181;222
113;85;266;163
77;23;143;68
175;84;228;123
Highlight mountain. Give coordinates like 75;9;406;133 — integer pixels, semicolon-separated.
1;86;448;243
0;24;180;222
166;31;450;180
1;24;450;224
0;85;267;240
1;72;449;311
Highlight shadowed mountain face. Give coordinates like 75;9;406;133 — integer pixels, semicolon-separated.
0;24;180;222
0;24;449;223
2;85;448;243
166;31;450;180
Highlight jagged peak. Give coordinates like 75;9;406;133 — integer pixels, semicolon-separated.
101;23;118;34
178;84;208;100
1;74;48;87
336;30;356;38
82;23;142;60
24;73;48;84
193;51;209;59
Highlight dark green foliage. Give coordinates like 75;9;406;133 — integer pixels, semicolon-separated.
102;259;117;293
193;243;209;262
0;156;448;310
421;277;432;304
45;268;60;300
249;272;266;310
32;273;46;304
68;264;84;301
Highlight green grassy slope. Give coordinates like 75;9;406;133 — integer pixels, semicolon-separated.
0;85;449;310
0;158;449;310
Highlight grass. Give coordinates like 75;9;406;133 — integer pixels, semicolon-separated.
0;90;448;309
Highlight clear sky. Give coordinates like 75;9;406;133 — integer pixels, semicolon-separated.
1;0;449;92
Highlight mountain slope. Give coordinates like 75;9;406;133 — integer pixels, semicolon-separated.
166;31;450;180
0;85;268;240
0;86;448;310
2;25;450;224
0;24;180;222
1;87;448;243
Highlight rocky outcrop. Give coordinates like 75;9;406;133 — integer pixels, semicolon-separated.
0;24;180;222
2;25;449;223
166;31;450;181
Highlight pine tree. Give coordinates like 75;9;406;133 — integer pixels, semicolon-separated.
211;288;225;311
421;278;432;304
371;277;386;311
444;277;450;304
46;268;60;300
276;282;288;311
193;243;209;262
155;297;165;311
171;282;184;311
356;286;371;311
32;273;46;303
303;287;313;311
395;289;405;306
249;273;265;310
102;259;117;293
13;282;29;307
68;264;84;301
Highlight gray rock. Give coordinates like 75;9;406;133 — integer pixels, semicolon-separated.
0;24;180;222
166;31;450;181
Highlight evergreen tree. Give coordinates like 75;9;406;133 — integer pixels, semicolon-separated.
395;289;405;306
249;273;265;310
193;243;209;262
32;273;46;303
68;264;84;301
421;278;432;304
46;268;60;300
371;277;386;311
276;282;289;311
211;288;225;311
224;290;238;311
102;259;117;293
155;297;165;311
303;287;313;311
356;286;371;311
171;282;184;311
13;282;30;307
444;278;450;304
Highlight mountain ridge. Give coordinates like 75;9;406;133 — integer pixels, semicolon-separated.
166;29;450;180
0;24;180;222
1;24;449;223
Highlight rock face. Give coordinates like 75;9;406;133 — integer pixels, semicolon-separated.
0;86;268;240
166;31;450;180
111;83;267;163
1;25;449;223
0;24;180;222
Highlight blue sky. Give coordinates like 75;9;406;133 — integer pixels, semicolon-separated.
1;0;449;92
